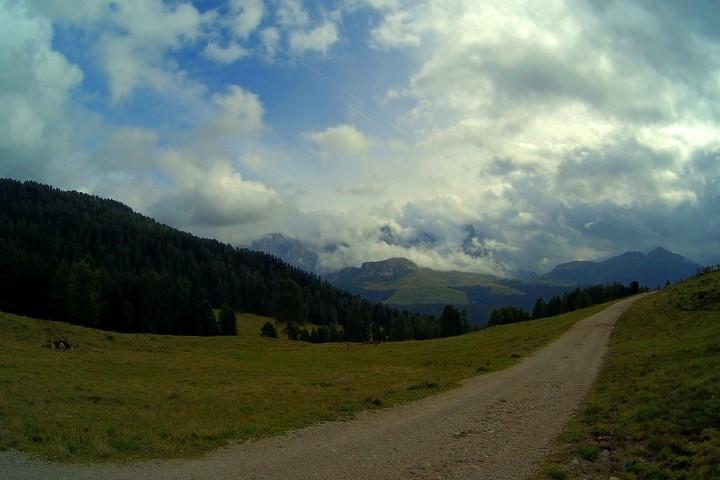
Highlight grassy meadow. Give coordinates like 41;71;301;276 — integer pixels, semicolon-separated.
383;269;523;305
0;303;611;463
538;271;720;480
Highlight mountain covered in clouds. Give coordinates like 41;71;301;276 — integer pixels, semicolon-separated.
541;247;700;287
250;233;320;273
327;258;574;324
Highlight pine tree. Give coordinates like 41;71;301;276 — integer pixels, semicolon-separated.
218;303;237;336
532;297;548;319
271;279;304;339
260;321;278;338
440;305;462;337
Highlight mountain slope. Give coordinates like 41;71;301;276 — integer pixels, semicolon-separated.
538;269;720;479
0;179;433;338
327;258;575;324
542;247;700;287
327;258;523;305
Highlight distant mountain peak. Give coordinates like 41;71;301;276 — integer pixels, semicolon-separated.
542;247;699;287
362;257;417;268
358;257;419;278
615;251;643;258
647;246;681;259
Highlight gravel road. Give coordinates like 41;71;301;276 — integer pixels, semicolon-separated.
1;296;641;480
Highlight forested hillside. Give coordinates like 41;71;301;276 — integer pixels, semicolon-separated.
0;179;437;339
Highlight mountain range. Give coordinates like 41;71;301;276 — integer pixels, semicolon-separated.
541;247;700;287
326;257;574;324
252;233;702;324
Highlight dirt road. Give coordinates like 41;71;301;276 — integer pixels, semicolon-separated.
1;296;641;480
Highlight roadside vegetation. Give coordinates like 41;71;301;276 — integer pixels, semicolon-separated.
537;271;720;480
489;281;643;327
0;302;611;462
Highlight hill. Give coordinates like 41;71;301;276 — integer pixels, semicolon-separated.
542;247;700;287
0;302;612;462
0;179;434;340
328;257;522;304
538;269;720;479
327;258;575;324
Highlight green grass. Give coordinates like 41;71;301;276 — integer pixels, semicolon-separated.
369;268;523;305
537;272;720;480
0;303;611;463
386;285;470;304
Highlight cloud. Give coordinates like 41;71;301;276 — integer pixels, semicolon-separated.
289;21;339;55
207;85;265;136
305;124;370;158
336;184;386;196
259;27;280;57
5;0;720;274
228;0;264;38
276;0;310;29
199;0;263;65
371;9;421;48
150;160;283;228
89;127;160;172
203;41;250;64
83;86;285;235
0;0;85;181
37;0;209;103
554;136;682;207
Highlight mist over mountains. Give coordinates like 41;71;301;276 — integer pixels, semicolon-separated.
250;233;320;274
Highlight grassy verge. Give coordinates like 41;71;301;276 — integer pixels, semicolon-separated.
0;303;610;462
537;272;720;480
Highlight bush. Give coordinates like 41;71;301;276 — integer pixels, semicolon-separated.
260;321;277;338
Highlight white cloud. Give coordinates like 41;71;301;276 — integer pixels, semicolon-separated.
342;0;402;11
289;21;339;55
371;9;422;48
151;159;282;228
259;27;280;56
113;1;204;47
336;183;386;196
43;0;209;103
305;124;371;158
229;0;264;38
208;85;265;136
203;41;250;64
83;85;284;234
5;0;720;272
90;127;160;171
0;0;84;181
241;153;267;171
276;0;309;28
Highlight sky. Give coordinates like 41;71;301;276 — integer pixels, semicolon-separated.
1;0;719;275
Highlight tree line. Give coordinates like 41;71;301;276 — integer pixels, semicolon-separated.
0;179;453;341
488;281;643;326
263;278;471;342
